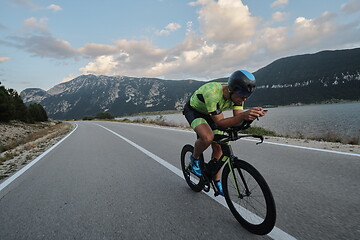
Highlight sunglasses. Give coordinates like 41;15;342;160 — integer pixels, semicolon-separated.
233;88;252;98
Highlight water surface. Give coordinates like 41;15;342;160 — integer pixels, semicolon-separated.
122;102;360;141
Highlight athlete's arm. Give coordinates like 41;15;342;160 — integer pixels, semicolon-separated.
233;109;244;116
211;108;265;128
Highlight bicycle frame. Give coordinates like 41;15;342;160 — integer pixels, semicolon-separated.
215;132;263;198
181;122;276;235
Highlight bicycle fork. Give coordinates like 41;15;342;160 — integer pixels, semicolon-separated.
227;157;251;198
221;143;251;199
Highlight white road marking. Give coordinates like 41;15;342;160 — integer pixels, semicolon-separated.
0;123;78;194
96;123;297;240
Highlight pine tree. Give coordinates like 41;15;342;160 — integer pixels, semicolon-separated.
28;103;48;122
0;83;14;122
8;88;29;122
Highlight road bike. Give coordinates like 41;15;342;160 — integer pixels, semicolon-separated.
180;120;276;235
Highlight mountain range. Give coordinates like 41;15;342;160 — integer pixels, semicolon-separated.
21;48;360;120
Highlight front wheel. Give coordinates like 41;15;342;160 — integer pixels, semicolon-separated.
222;159;276;235
181;144;204;192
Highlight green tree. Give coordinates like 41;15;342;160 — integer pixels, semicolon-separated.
7;88;29;122
0;83;14;122
28;103;48;122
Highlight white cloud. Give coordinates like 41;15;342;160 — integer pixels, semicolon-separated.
47;4;62;12
292;12;337;44
271;0;289;8
0;57;11;63
156;23;181;36
341;0;360;14
23;17;49;35
80;56;119;75
61;74;77;83
260;27;288;52
272;11;288;22
190;0;260;44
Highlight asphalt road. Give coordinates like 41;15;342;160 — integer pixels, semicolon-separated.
0;121;359;240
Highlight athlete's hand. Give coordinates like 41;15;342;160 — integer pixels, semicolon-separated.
243;107;266;120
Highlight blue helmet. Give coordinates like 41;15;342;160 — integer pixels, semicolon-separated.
228;70;256;98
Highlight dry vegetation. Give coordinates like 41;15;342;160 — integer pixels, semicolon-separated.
0;121;74;181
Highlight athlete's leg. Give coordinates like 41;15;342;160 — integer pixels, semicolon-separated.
192;123;214;159
211;143;222;160
211;143;223;181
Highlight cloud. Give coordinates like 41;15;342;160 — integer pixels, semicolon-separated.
0;57;11;63
47;4;62;12
79;43;118;57
23;17;49;35
292;12;337;45
156;23;181;36
341;0;360;14
260;26;288;52
6;0;360;81
72;1;360;80
61;74;78;83
15;35;77;58
272;11;288;22
13;0;37;9
13;0;62;12
80;56;118;75
271;0;289;8
190;0;260;44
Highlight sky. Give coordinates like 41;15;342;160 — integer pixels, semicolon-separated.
1;0;360;92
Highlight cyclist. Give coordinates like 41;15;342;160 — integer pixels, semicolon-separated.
182;70;267;196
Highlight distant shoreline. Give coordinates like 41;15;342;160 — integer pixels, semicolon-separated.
120;100;360;118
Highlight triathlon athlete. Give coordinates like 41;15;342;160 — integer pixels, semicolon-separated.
183;70;267;195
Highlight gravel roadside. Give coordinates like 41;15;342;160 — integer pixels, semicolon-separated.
0;121;75;182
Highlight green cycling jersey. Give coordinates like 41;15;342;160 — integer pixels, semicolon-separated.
190;82;243;115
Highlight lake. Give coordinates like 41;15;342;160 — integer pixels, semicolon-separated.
121;102;360;141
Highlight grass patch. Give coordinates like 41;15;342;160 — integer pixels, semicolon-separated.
240;126;279;137
124;110;181;117
118;115;181;128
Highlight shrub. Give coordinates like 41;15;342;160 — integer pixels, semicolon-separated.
83;115;95;120
95;112;115;120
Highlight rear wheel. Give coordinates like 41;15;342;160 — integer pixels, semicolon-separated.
222;159;276;235
181;144;204;192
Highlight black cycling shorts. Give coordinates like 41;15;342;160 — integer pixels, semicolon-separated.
182;102;218;130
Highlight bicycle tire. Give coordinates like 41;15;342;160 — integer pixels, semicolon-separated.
180;144;204;192
222;159;276;235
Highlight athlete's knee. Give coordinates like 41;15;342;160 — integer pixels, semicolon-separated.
200;133;214;145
